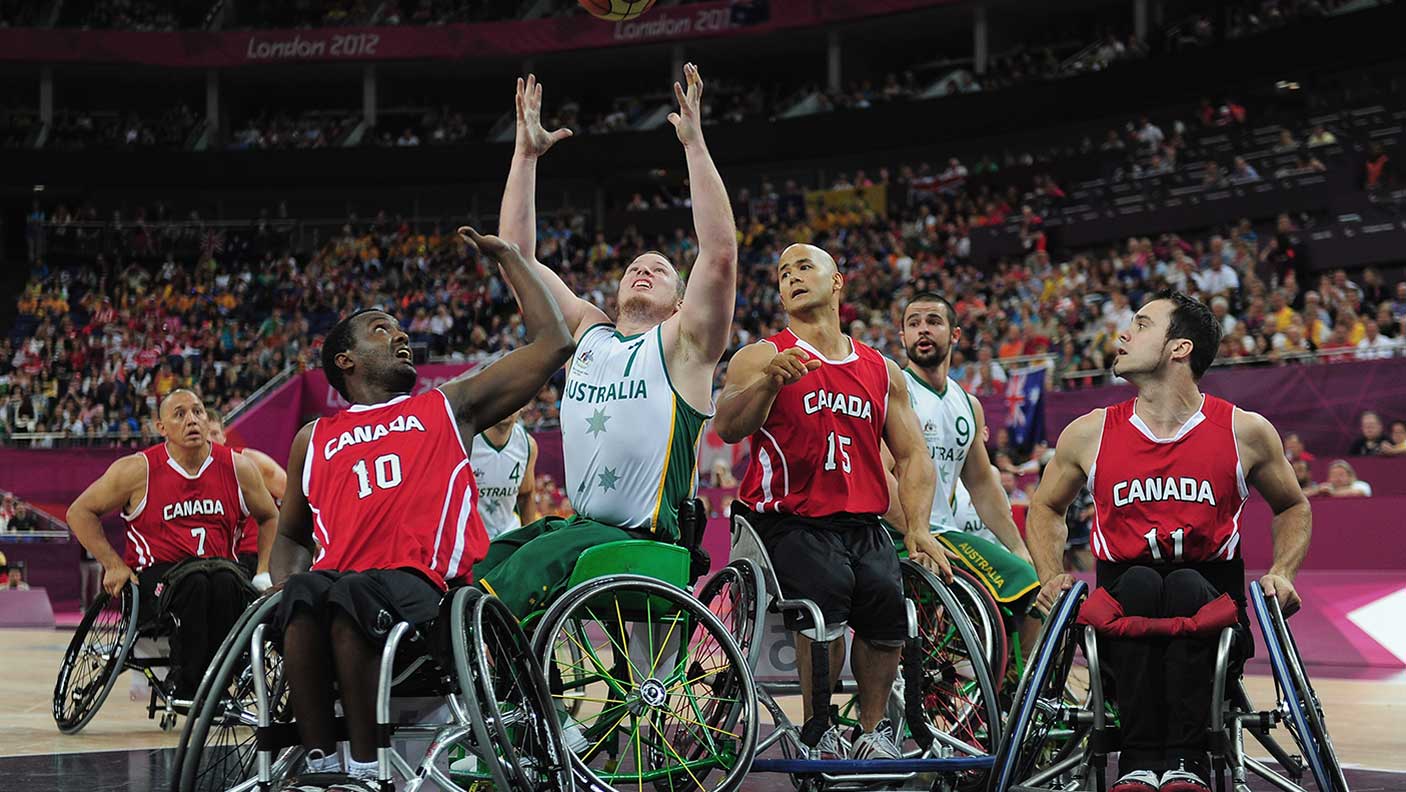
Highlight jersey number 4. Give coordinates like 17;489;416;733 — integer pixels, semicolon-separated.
352;454;404;499
824;432;853;473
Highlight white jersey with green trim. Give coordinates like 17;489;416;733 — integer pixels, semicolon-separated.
560;323;709;540
902;367;978;534
951;480;1000;543
470;422;531;539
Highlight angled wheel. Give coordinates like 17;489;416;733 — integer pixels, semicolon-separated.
456;587;573;792
54;584;138;734
532;574;758;792
901;560;1001;791
989;580;1089;792
1250;581;1349;792
693;559;765;670
174;592;294;792
946;566;1010;695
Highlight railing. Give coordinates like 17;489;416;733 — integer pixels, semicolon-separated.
224;363;298;425
1055;345;1404;390
0;488;71;541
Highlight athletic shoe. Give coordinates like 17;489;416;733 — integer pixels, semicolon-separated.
848;719;902;760
1160;765;1211;792
275;773;392;791
1109;770;1161;792
806;725;845;760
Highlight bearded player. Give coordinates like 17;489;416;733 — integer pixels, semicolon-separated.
890;292;1041;661
715;244;949;761
1029;290;1310;792
269;228;572;790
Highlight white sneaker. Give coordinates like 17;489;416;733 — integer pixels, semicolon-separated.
849;719;901;760
448;753;478;773
807;725;845;760
1110;769;1161;792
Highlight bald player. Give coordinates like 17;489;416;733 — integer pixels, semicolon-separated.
67;389;279;698
207;409;286;586
716;243;948;760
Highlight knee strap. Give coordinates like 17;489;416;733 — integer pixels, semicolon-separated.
800;639;833;748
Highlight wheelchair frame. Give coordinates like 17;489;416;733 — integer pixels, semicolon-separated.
988;580;1349;792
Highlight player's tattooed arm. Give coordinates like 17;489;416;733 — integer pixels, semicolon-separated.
441;228;574;436
270;422;317;586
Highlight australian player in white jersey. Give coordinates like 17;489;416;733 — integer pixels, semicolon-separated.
888;291;1042;657
474;65;738;620
470;409;537;539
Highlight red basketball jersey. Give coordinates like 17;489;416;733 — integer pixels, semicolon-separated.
738;330;891;517
1089;395;1249;564
302;390;484;589
122;442;246;571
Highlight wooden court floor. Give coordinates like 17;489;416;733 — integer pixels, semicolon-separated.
2;627;1403;772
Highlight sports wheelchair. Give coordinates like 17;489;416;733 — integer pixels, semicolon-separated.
701;505;1001;791
988;580;1348;792
170;582;571;792
514;498;760;792
53;559;257;735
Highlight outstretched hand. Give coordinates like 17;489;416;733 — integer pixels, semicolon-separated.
667;62;705;147
515;74;573;159
458;226;523;264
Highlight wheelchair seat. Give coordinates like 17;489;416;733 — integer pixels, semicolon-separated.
552;497;709;595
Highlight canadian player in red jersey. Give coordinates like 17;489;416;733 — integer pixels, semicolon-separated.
716;243;950;762
66;389;279;698
207;409;286;585
1028;290;1310;792
269;228;572;790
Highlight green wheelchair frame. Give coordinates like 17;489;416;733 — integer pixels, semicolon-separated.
449;501;760;792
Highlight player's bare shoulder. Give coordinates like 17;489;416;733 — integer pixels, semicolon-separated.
1056;408;1108;474
1230;406;1281;470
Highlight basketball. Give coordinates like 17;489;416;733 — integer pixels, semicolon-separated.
578;0;657;22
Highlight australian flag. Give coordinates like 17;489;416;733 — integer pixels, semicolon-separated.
1005;363;1048;451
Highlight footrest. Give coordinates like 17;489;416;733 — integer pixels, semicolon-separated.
750;756;995;773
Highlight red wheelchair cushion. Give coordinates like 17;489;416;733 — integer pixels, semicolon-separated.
1076;586;1238;638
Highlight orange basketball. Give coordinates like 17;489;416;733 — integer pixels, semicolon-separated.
578;0;657;22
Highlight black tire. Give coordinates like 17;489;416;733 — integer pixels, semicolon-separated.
947;567;1009;694
455;587;573;792
901;560;1001;792
693;560;765;671
1251;581;1349;792
54;584;138;734
532;574;758;792
988;580;1088;792
175;592;292;792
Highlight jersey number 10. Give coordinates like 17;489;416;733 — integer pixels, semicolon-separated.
353;454;404;499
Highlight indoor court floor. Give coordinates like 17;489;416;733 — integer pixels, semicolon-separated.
2;626;1403;791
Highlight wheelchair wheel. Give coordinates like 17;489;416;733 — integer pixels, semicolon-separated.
947;566;1009;695
174;592;292;792
455;587;573;792
54;584;139;734
989;580;1088;792
532;574;758;792
1250;582;1348;792
901;560;1001;790
693;559;765;669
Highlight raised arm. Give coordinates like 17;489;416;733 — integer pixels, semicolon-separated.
233;452;279;582
883;359;950;581
1029;410;1102;612
959;396;1033;563
66;453;145;595
670;63;738;364
516;434;540;525
713;342;819;443
271;422;316;586
501;74;607;337
439;228;574;435
1236;408;1312;613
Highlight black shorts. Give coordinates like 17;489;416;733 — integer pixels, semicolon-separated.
749;510;906;643
275;569;443;642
